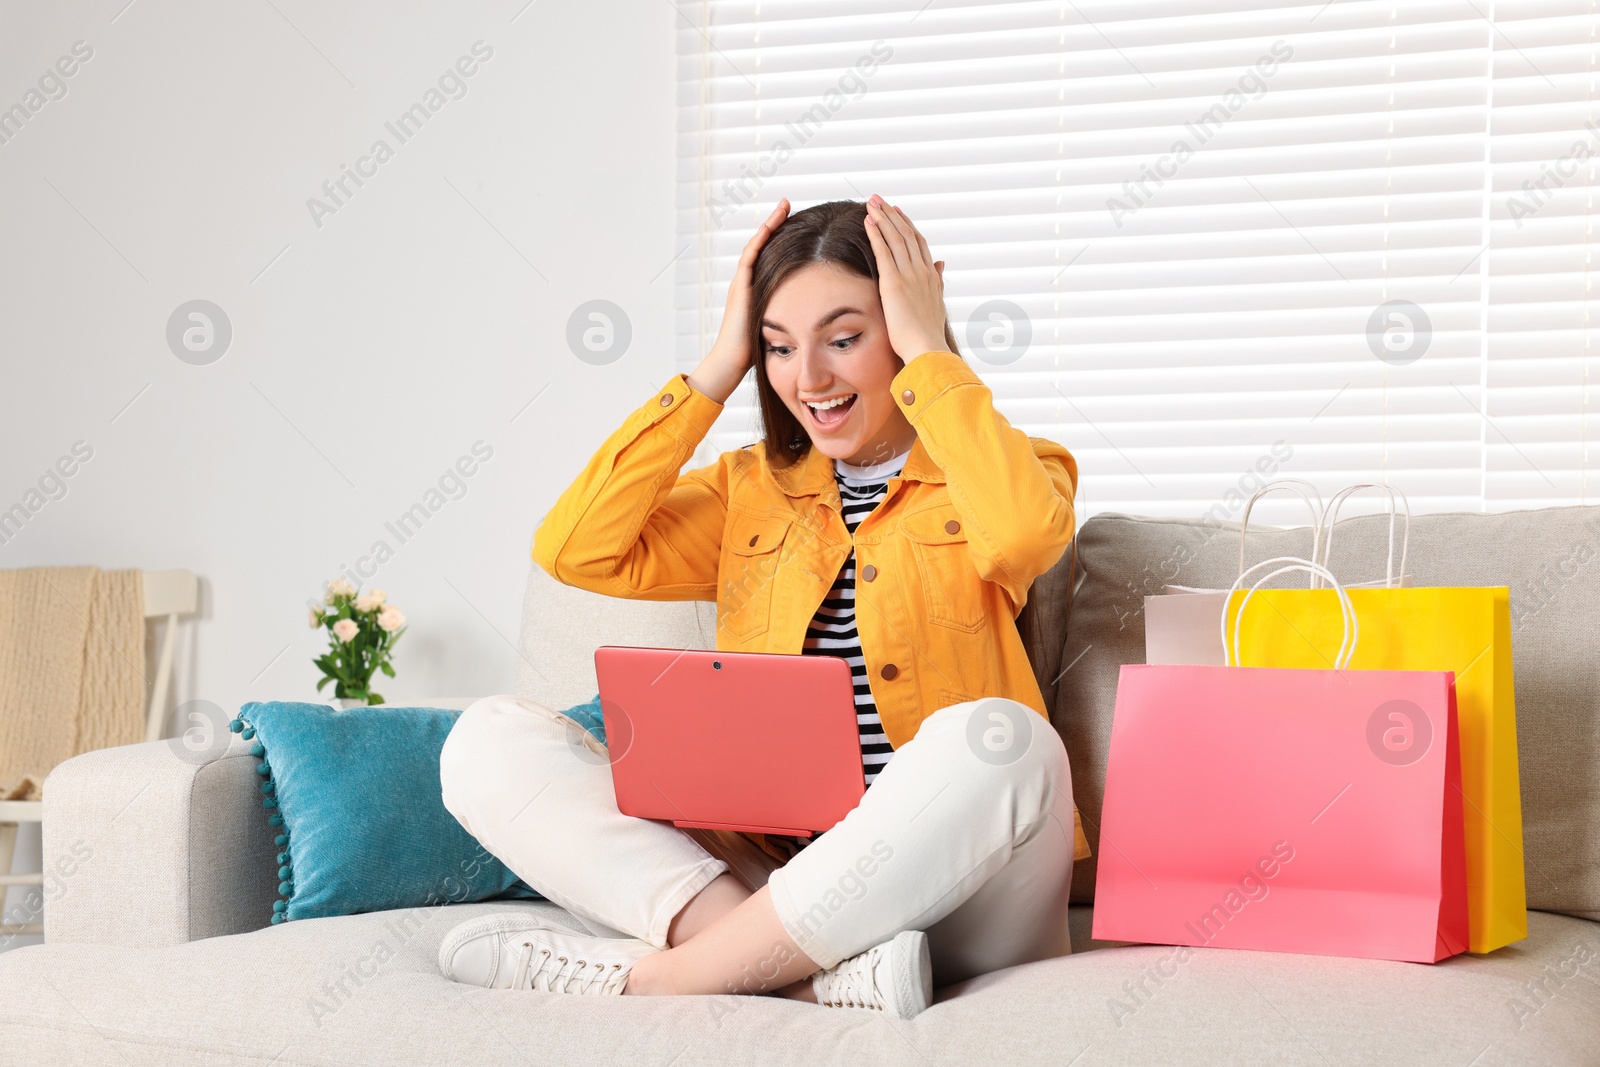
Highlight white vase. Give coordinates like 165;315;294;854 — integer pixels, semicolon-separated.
332;698;368;710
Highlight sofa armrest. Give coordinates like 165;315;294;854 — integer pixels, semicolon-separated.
40;737;276;947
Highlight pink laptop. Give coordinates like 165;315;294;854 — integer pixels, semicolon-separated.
593;645;866;837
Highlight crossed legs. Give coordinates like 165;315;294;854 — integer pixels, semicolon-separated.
439;694;1075;999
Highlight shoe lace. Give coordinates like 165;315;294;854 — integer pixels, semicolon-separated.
814;943;887;1010
511;940;629;995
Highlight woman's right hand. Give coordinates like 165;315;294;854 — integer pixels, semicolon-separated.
689;198;790;404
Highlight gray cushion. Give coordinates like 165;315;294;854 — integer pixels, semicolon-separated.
514;560;719;710
1059;507;1600;922
0;901;1593;1065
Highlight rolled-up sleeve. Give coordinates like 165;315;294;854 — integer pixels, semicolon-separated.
532;374;731;602
891;350;1079;606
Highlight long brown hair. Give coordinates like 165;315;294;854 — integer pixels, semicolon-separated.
746;199;962;469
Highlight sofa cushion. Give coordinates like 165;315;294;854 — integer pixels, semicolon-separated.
0;900;1593;1065
1058;507;1600;924
515;559;717;711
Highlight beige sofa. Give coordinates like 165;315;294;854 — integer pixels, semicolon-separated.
2;505;1596;1065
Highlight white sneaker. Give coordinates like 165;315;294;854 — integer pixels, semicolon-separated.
812;930;933;1018
438;913;660;995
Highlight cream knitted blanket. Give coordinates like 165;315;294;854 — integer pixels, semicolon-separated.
0;566;146;801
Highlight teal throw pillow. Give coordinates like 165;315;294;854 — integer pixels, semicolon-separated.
564;692;605;746
231;701;544;925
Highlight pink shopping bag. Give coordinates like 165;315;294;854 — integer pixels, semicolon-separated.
1092;558;1469;964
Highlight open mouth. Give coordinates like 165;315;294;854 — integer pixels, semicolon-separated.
805;393;858;429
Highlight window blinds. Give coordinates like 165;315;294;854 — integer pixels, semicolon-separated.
674;0;1597;522
1488;1;1598;504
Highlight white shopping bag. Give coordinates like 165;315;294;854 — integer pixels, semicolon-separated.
1146;481;1412;666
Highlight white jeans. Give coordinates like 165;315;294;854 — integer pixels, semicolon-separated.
439;693;1076;986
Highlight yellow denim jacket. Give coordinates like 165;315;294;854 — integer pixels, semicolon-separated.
533;350;1091;864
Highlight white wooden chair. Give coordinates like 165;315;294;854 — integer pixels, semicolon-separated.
0;568;198;936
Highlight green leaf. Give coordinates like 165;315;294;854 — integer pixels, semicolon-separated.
315;675;331;692
379;661;395;678
369;692;385;705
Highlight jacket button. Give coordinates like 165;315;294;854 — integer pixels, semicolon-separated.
944;519;960;534
748;534;759;547
880;662;898;680
901;389;915;405
861;563;877;581
660;394;674;406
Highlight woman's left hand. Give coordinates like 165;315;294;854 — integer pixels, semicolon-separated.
864;194;949;364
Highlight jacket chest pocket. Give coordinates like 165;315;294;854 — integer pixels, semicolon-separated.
719;512;794;640
900;508;987;632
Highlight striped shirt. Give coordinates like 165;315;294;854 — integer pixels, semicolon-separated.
801;446;911;789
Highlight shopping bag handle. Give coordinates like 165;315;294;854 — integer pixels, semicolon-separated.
1237;479;1325;588
1314;483;1411;591
1223;556;1358;670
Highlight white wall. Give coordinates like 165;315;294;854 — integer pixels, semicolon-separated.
0;0;681;942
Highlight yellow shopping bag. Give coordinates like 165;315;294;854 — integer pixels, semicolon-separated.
1223;580;1527;954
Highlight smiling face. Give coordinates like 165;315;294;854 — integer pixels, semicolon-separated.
760;262;918;467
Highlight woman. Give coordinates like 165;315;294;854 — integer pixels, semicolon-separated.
437;195;1085;1019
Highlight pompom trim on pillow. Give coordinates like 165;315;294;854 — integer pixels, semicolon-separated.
229;709;294;925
